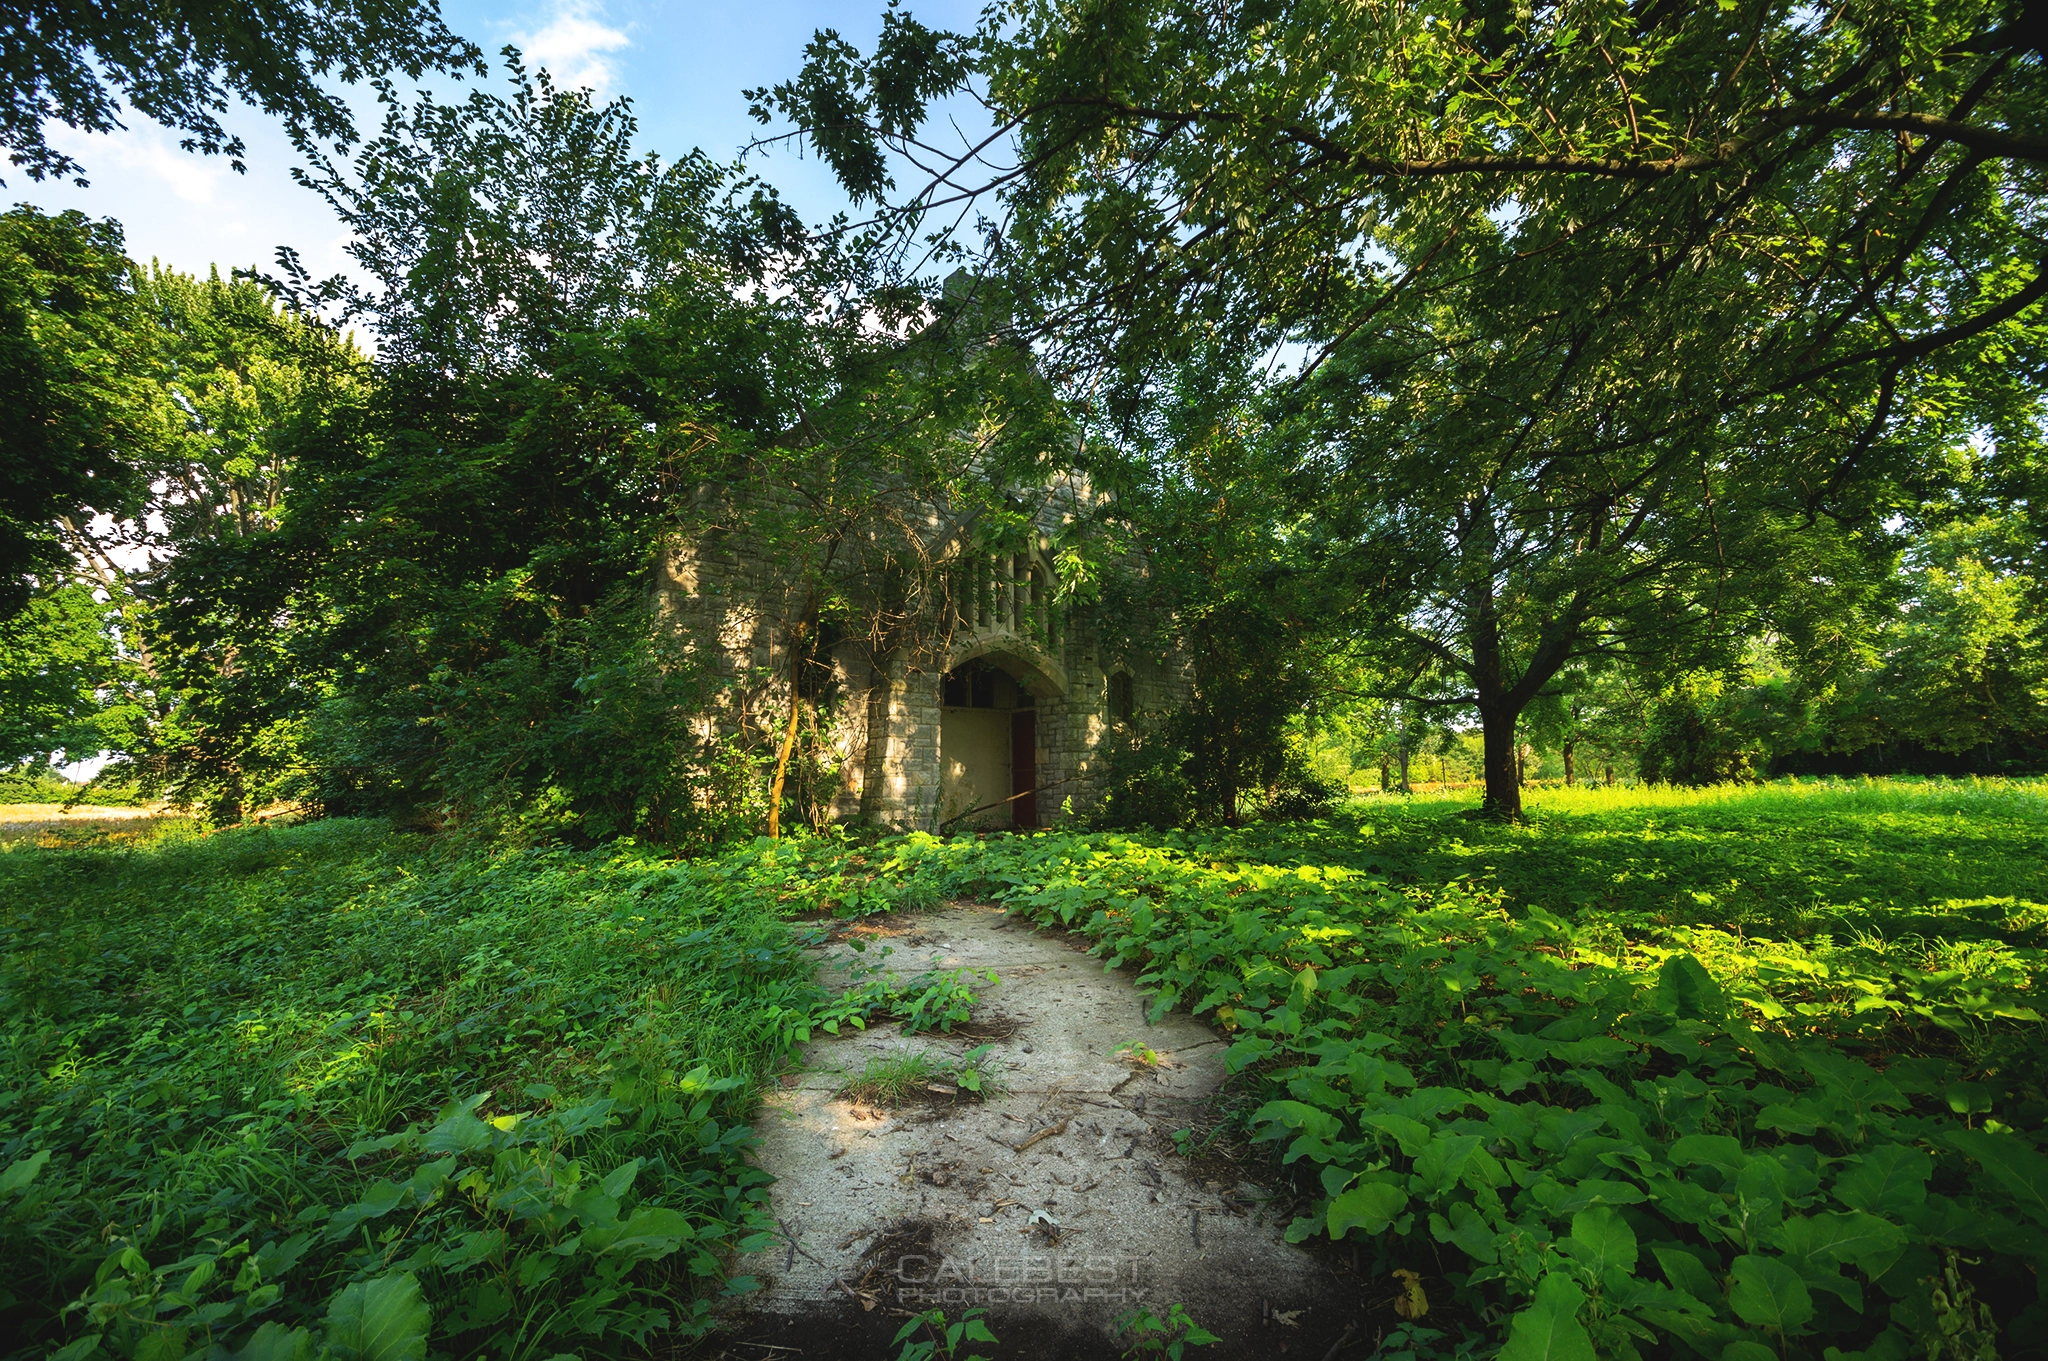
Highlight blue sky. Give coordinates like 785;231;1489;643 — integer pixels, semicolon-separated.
10;0;984;283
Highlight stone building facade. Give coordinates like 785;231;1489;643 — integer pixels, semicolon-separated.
655;484;1189;831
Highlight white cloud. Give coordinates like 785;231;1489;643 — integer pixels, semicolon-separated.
44;121;235;207
512;1;631;96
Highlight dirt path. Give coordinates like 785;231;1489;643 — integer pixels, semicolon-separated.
720;903;1363;1359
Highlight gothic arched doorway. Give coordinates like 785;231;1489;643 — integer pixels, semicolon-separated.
938;657;1039;828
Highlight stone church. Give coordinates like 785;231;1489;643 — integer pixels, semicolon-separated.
656;474;1188;831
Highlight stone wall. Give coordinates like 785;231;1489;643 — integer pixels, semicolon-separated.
653;491;1190;831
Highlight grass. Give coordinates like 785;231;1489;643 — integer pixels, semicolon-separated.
837;1045;1005;1108
6;777;2046;1359
0;819;835;1361
851;777;2048;1360
1250;778;2048;937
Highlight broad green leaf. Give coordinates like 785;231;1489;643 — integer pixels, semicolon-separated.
1499;1273;1595;1361
1535;1110;1606;1152
1531;1176;1647;1214
1822;1325;1916;1361
1327;1183;1407;1238
1727;1255;1813;1332
0;1149;50;1195
1253;1100;1341;1141
325;1273;430;1361
1653;1244;1722;1308
590;1205;696;1259
1562;1206;1637;1274
432;1228;506;1273
1723;1342;1778;1361
1945;1129;2048;1226
1655;954;1726;1020
234;1323;314;1361
1800;1054;1904;1110
1223;1035;1275;1073
599;1158;643;1200
570;1186;620;1225
1671;1135;1747;1177
1780;1211;1905;1273
136;1331;188;1361
1411;1133;1484;1191
1363;1112;1433;1156
420;1113;493;1155
1832;1145;1930;1216
1430;1201;1500;1264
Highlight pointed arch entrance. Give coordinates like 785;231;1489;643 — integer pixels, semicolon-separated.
938;654;1048;828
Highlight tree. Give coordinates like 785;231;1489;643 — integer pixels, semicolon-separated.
0;579;140;769
1866;515;2046;764
0;208;161;616
1;0;481;184
154;62;1073;835
755;0;2048;817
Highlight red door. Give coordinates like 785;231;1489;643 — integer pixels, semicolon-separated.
1010;710;1038;828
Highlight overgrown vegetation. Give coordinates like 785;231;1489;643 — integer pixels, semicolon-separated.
0;820;861;1359
832;779;2048;1359
5;776;2045;1357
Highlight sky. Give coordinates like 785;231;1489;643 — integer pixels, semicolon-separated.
10;0;986;285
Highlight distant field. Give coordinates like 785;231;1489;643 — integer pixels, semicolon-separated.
0;803;183;847
1219;776;2048;935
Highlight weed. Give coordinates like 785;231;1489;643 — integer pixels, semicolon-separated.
1114;1302;1219;1358
0;821;825;1358
842;1050;943;1107
892;1305;998;1360
1115;1040;1162;1067
839;1044;1005;1107
818;962;1001;1036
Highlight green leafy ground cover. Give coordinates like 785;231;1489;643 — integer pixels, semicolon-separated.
848;779;2048;1361
4;779;2046;1360
0;821;927;1361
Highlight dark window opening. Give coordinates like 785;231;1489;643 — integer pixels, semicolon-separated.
943;657;1035;710
1108;671;1135;723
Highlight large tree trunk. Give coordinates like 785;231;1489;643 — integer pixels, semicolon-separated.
1397;744;1412;794
1478;706;1523;819
1562;740;1576;787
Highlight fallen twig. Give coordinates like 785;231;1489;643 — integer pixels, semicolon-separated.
774;1217;833;1272
1011;1118;1069;1153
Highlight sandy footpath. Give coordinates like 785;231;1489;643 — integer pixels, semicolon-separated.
722;903;1362;1358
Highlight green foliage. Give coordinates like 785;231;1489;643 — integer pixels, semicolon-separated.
1113;1302;1219;1359
839;1044;1002;1107
892;1305;998;1361
0;208;157;615
0;0;480;186
0;766;144;806
816;955;999;1037
0;582;141;768
856;780;2048;1360
312;590;756;844
1638;677;1770;788
0;820;853;1357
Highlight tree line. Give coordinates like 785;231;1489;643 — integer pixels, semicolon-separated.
2;0;2044;831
